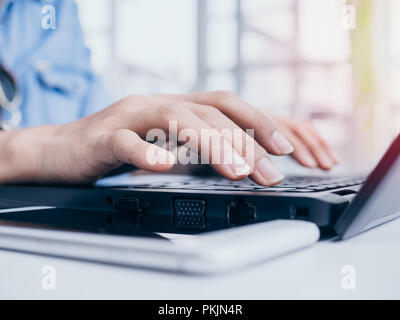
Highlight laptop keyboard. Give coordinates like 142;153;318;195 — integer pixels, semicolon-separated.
129;175;366;193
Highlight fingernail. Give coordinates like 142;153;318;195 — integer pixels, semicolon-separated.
272;131;294;154
256;157;284;184
165;151;176;164
331;150;340;163
321;155;334;169
303;153;318;168
222;140;251;176
230;151;251;176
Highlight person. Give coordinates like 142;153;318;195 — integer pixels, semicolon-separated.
0;0;337;186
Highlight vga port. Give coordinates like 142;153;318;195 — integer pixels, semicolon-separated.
174;199;206;229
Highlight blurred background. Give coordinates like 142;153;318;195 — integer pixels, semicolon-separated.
75;0;399;173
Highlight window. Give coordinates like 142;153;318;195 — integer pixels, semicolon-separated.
76;0;399;169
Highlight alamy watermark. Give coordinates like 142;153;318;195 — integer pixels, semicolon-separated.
41;5;56;30
145;121;255;175
41;264;56;290
341;264;356;290
341;4;356;30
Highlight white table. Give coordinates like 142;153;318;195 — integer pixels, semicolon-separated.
1;218;400;299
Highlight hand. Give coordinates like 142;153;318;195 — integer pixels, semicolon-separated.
0;91;337;185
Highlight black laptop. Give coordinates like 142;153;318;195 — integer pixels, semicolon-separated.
0;134;399;239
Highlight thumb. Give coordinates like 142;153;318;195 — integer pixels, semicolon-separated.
104;129;175;172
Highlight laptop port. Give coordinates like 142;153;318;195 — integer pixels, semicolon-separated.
174;199;206;229
227;200;256;226
113;197;147;213
112;197;148;226
291;206;310;220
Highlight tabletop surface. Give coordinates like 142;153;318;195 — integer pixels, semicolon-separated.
1;217;399;299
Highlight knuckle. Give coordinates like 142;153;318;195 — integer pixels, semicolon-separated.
213;90;237;102
106;131;122;155
108;129;137;149
122;94;145;106
257;116;277;136
196;105;221;119
158;102;185;119
107;129;125;148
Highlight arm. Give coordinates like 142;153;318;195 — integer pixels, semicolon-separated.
0;125;57;183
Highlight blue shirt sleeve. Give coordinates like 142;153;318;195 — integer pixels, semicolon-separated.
0;0;112;127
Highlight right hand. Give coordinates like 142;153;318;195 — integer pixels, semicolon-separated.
1;91;336;185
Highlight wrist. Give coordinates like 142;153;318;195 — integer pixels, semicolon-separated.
0;126;58;183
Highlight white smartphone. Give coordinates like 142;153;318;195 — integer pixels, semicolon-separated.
0;207;319;274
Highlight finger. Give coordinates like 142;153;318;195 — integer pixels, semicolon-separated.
292;124;336;170
306;123;339;164
189;103;283;186
147;102;253;181
103;129;175;172
156;91;294;157
279;127;318;168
